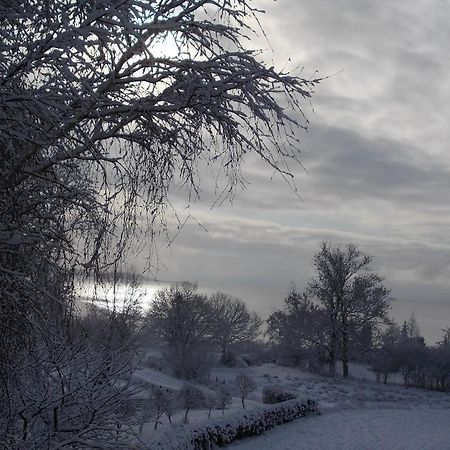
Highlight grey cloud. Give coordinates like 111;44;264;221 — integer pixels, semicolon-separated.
159;116;450;292
154;208;450;319
133;0;450;345
221;123;450;231
257;0;450;151
303;124;450;206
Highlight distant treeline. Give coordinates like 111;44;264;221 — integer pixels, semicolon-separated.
266;242;450;392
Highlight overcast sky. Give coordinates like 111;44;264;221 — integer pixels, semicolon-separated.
140;0;450;344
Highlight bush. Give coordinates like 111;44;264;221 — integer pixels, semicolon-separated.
150;398;319;449
220;350;241;367
215;386;232;415
235;373;257;409
262;386;297;404
178;384;206;424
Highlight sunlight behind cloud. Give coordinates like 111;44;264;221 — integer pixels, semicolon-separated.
79;281;171;311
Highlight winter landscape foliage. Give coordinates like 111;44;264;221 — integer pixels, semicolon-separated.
0;0;317;447
1;0;449;449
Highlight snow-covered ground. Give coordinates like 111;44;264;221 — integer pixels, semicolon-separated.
230;408;450;450
135;362;450;449
135;367;185;392
211;363;450;410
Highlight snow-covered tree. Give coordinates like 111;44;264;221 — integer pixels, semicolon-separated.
146;282;217;378
0;335;141;448
203;392;217;419
235;373;257;409
80;270;145;351
379;322;402;348
401;312;422;342
439;327;450;347
215;385;233;415
210;292;262;362
1;0;319;288
428;331;450;391
149;386;173;430
1;0;319;446
308;242;391;377
267;288;331;369
178;383;205;424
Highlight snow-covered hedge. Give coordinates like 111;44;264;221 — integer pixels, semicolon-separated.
262;385;297;404
150;399;319;449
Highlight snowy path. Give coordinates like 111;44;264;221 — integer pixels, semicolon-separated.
229;408;450;450
134;368;185;391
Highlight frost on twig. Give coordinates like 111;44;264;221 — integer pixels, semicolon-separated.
0;1;320;446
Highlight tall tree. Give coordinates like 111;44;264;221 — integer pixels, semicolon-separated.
1;1;319;445
308;242;391;377
267;288;331;367
439;328;450;346
1;0;318;341
235;373;257;409
147;282;217;378
406;312;422;340
1;0;320;282
210;292;262;362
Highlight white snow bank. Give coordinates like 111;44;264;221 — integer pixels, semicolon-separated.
230;408;450;450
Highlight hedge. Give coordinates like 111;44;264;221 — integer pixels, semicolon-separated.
150;398;319;449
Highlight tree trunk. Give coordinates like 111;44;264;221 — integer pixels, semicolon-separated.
328;328;337;376
328;309;339;377
53;407;58;432
341;320;349;378
221;344;227;363
328;349;336;376
241;397;245;409
21;417;28;441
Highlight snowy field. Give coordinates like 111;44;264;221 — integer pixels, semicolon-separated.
135;362;450;449
230;408;450;450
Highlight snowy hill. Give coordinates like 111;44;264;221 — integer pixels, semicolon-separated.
137;362;450;449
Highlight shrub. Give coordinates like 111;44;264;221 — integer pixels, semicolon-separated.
178;384;206;424
150;398;319;449
215;386;233;415
235;373;257;409
203;393;217;419
262;385;297;404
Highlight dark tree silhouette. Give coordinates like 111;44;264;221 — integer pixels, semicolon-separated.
308;242;391;377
